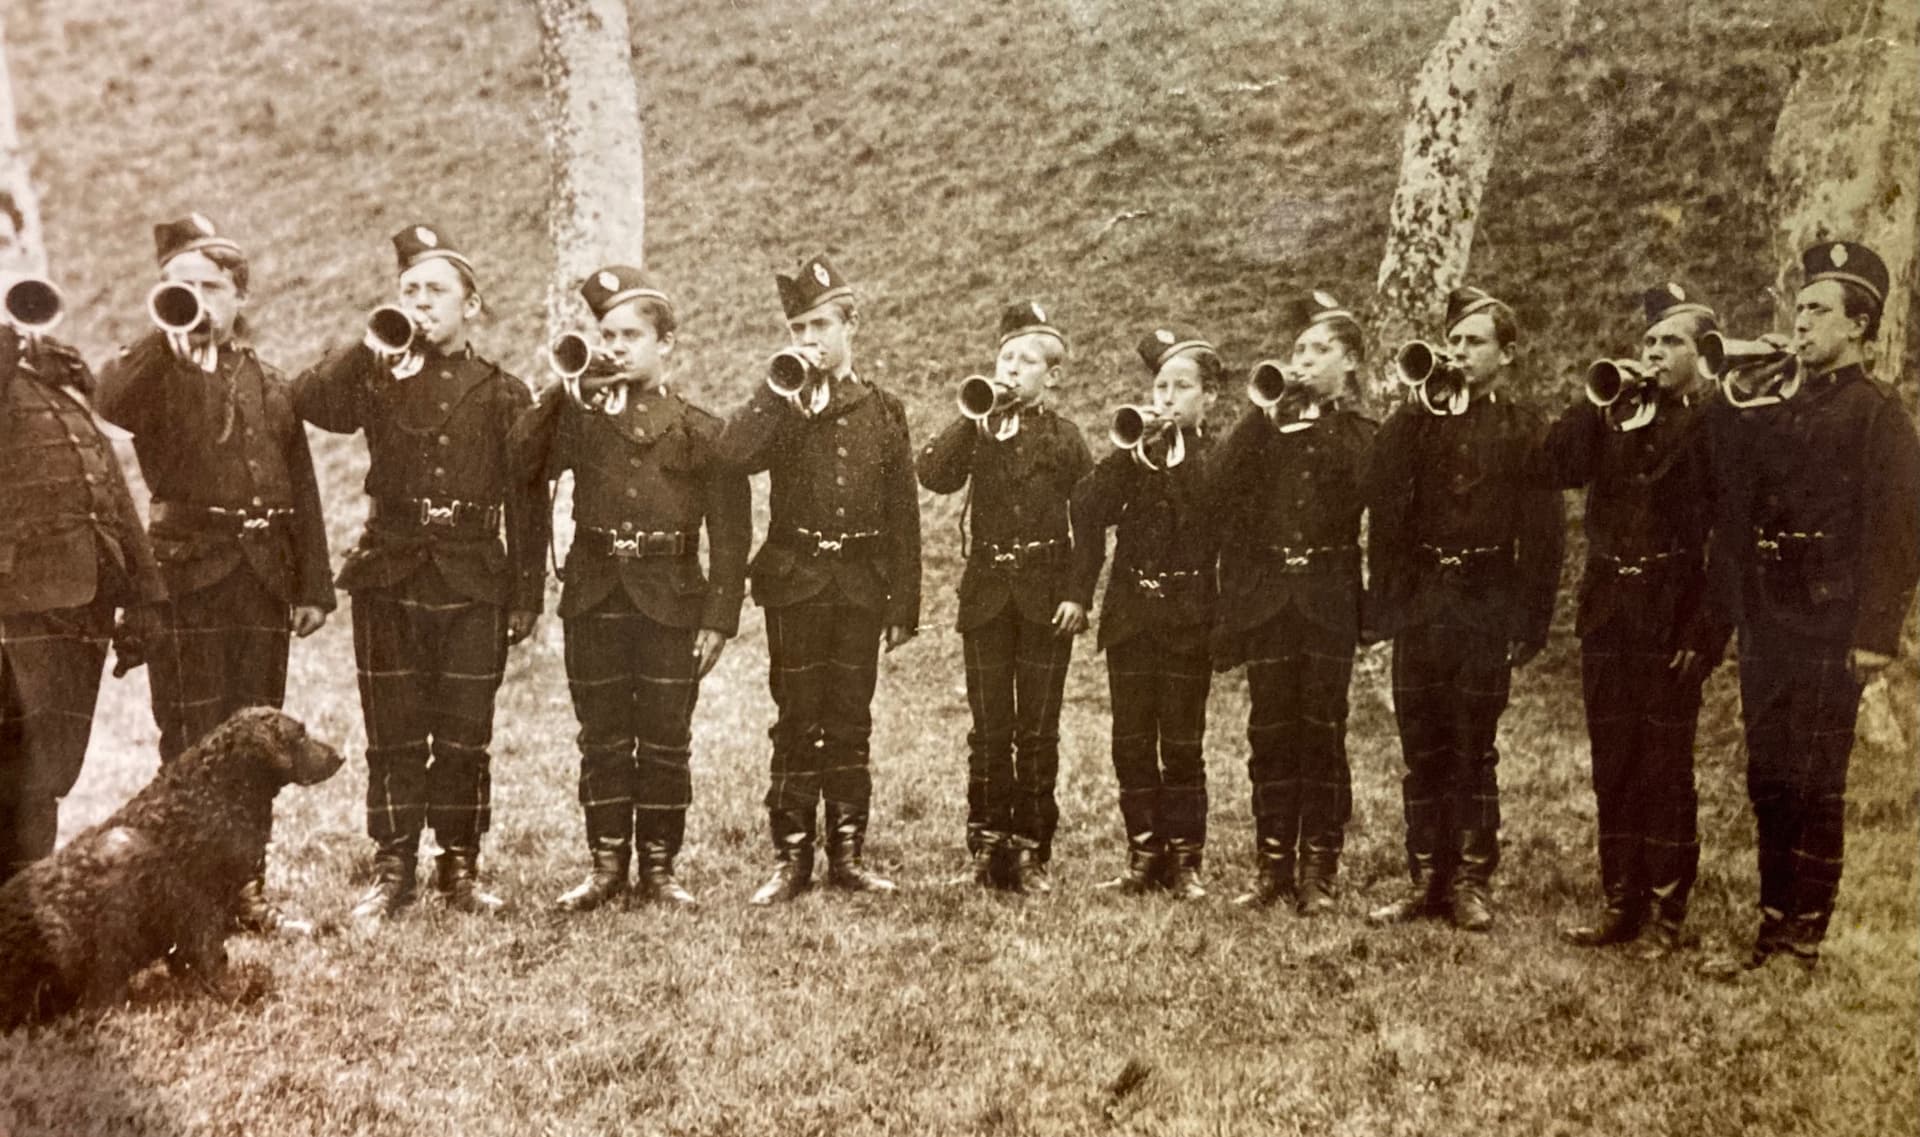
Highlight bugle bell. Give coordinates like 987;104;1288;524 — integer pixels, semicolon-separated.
3;275;63;336
145;280;220;372
957;374;1024;440
1247;359;1296;409
1698;331;1798;409
1394;340;1468;415
550;332;627;415
768;347;830;416
1109;404;1185;469
365;306;424;380
1585;358;1658;431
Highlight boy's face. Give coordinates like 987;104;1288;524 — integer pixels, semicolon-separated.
787;304;855;377
1445;312;1512;386
1640;314;1701;392
161;251;243;343
1152;352;1215;428
599;300;672;389
994;332;1059;404
1290;322;1352;401
1792;280;1865;374
398;257;480;350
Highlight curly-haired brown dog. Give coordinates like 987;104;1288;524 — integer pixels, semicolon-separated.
0;707;340;1029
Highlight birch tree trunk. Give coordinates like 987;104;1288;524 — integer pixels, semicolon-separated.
1366;0;1544;400
535;0;647;341
0;13;48;276
1766;0;1920;756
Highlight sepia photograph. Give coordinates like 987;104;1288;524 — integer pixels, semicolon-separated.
1;0;1915;1133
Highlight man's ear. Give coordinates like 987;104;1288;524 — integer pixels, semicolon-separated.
1498;343;1516;369
1043;365;1062;389
658;331;676;359
462;292;484;321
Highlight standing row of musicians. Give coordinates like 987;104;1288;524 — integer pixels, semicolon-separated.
0;207;1913;979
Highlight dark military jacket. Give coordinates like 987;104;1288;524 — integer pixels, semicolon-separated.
1207;405;1375;666
0;331;165;616
1367;389;1564;646
916;407;1093;632
509;382;750;631
1536;392;1726;655
715;375;921;629
293;342;546;612
1705;363;1920;654
1069;429;1218;654
95;332;333;611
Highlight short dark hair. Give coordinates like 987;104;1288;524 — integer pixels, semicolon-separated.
1321;314;1367;365
626;295;677;338
1486;302;1518;349
1839;281;1882;342
199;243;251;296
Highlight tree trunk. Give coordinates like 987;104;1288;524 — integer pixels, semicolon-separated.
1766;0;1920;758
0;13;49;276
535;0;647;344
1366;0;1544;401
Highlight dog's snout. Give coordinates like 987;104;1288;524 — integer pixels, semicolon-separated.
295;737;345;786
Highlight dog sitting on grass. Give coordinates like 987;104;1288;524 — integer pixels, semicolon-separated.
0;707;341;1029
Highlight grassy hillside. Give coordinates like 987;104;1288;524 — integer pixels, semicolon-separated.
4;1;1915;1134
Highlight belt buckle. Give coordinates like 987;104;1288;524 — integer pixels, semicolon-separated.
1618;563;1643;577
422;501;458;528
817;535;843;553
1284;551;1310;568
993;548;1017;565
241;515;272;533
611;533;641;557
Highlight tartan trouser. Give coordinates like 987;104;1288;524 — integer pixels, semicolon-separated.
1737;622;1862;946
351;568;507;847
961;602;1074;860
0;601;112;877
1243;609;1355;861
1106;634;1212;850
148;568;291;763
1390;617;1511;883
762;592;883;834
1578;623;1704;921
564;592;700;854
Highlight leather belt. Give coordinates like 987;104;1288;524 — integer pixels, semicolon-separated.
973;538;1068;571
576;526;695;559
1260;544;1356;574
790;526;882;558
151;500;294;535
1754;527;1830;562
1420;542;1508;570
1129;566;1206;597
371;496;502;533
1597;548;1689;578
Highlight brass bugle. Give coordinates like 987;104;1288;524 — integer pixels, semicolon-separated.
1109;404;1171;450
549;332;596;381
1584;358;1655;409
147;281;205;335
957;374;1019;421
3;275;63;335
1696;332;1789;379
1247;359;1299;409
767;348;819;399
1394;340;1467;414
366;306;417;355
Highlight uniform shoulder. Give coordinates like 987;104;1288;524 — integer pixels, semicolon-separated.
676;395;724;439
250;350;290;386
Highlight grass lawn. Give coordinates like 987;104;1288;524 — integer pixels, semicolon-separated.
3;0;1915;1133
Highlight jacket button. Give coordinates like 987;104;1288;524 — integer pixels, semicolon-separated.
438;435;451;446
630;457;643;468
835;475;846;487
621;521;634;532
835;506;846;517
252;496;264;507
626;488;638;498
438;371;452;381
438;401;450;411
434;467;446;477
837;447;848;457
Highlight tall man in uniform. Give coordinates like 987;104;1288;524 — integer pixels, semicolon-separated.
1539;283;1728;956
1704;241;1920;974
1366;286;1564;932
295;224;547;921
95;214;334;933
0;279;168;882
717;255;921;905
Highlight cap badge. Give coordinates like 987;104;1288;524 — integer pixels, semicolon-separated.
596;270;620;291
416;226;438;248
1830;243;1848;267
1667;283;1685;300
811;262;832;287
1155;329;1174;345
190;212;214;235
1312;289;1338;308
1031;302;1046;322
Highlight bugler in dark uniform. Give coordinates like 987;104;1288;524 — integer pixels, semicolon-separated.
716;255;922;905
1207;293;1375;914
917;300;1093;893
510;266;750;910
95;214;335;933
1070;327;1222;899
1703;241;1920;974
1539;282;1728;956
1367;286;1564;932
0;319;166;882
295;223;548;920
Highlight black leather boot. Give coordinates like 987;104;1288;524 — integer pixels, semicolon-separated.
1561;890;1646;947
352;837;419;924
825;803;895;893
553;841;631;913
1232;825;1296;909
1008;841;1051;895
1096;798;1165;894
748;811;816;906
948;830;1003;889
1294;835;1341;918
435;845;505;915
1449;828;1498;932
636;840;697;906
1165;841;1208;901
